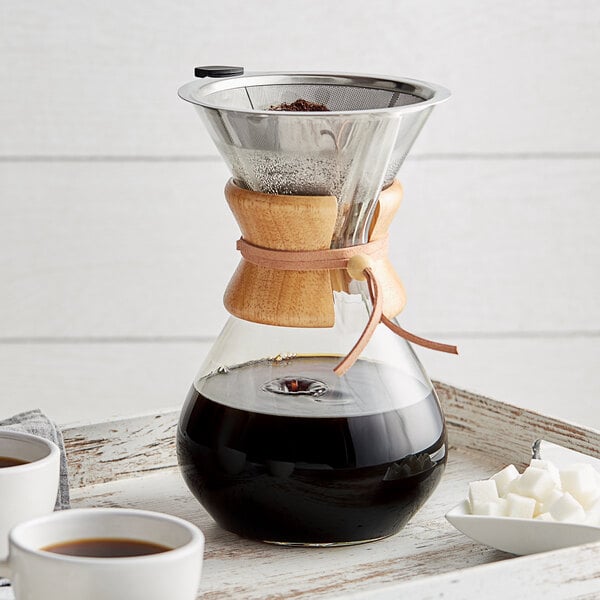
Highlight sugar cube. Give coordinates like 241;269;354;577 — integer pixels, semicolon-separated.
584;497;600;526
506;493;536;519
560;464;599;506
530;458;561;488
515;467;557;502
535;512;554;522
581;488;600;510
540;487;563;514
469;480;499;510
471;498;508;516
490;464;520;497
465;458;600;527
549;492;585;523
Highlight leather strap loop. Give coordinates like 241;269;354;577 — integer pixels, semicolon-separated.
236;236;389;270
236;236;458;375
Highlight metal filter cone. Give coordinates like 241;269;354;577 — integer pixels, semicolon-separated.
179;72;450;246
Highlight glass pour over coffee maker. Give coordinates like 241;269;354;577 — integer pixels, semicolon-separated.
177;68;454;545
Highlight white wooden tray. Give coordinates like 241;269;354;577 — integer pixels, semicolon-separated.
63;383;600;599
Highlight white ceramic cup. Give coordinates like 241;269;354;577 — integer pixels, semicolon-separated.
0;430;60;559
0;508;205;600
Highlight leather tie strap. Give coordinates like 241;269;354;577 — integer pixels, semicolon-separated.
236;236;389;270
237;236;458;376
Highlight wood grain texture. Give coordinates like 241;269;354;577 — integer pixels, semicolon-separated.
65;412;178;489
340;543;600;599
224;180;407;326
224;179;338;327
438;383;600;467
64;387;600;598
368;181;404;242
1;1;599;156
368;180;406;319
1;158;598;338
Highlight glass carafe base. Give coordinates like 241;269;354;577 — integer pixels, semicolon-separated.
262;534;391;547
177;356;447;545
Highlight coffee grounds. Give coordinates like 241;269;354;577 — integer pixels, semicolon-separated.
269;99;330;112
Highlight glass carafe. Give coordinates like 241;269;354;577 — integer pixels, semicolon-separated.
176;71;450;545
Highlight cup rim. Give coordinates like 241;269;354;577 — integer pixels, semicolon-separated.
9;508;205;565
0;431;60;473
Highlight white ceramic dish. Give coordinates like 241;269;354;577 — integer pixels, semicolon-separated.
446;440;600;556
446;500;600;556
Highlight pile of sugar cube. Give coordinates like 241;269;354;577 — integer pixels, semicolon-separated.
468;459;600;524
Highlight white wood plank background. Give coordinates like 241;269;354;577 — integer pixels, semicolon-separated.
1;0;599;156
0;0;598;429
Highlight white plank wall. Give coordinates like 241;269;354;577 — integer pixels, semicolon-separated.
1;1;599;156
0;1;598;428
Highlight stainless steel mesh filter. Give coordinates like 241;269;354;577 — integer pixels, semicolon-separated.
179;72;450;246
203;82;423;112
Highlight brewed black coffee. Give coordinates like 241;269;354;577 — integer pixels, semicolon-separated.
178;356;446;545
42;538;171;558
0;456;28;468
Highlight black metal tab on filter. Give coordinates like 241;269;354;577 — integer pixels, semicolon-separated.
194;66;244;78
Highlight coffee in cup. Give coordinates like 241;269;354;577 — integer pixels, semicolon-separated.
0;507;205;600
0;430;60;559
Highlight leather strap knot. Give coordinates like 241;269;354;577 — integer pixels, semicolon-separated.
237;236;458;376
